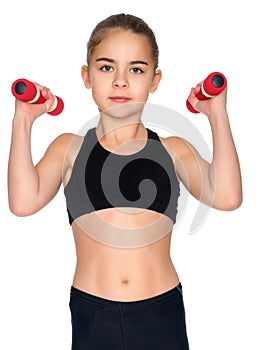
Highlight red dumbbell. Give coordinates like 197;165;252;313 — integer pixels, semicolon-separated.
11;78;64;116
186;72;227;113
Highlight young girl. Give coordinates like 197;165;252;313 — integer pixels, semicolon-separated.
8;13;242;350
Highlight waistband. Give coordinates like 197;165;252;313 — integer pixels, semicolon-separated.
70;283;183;310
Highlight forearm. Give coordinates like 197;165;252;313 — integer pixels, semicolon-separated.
8;116;40;215
208;110;242;210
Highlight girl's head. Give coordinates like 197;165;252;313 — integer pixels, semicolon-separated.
82;14;162;113
86;13;159;70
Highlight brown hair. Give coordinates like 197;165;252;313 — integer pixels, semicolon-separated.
86;13;159;69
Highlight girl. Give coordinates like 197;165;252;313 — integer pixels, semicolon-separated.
8;13;242;350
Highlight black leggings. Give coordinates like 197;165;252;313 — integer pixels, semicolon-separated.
70;283;189;350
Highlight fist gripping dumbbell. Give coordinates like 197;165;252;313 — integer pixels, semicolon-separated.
186;72;227;113
11;78;64;116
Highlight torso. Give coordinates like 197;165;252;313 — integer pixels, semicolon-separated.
71;221;179;301
62;128;181;301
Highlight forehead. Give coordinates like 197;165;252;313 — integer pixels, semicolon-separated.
92;29;153;61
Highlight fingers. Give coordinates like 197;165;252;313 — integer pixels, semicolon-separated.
33;83;56;113
187;87;200;110
44;88;56;112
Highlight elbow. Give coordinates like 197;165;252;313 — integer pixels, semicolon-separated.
9;206;30;217
228;188;243;210
213;192;243;211
223;196;243;211
9;202;36;217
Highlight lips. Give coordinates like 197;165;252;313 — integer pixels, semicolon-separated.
110;96;131;103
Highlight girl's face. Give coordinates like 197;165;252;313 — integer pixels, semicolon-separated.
82;29;161;113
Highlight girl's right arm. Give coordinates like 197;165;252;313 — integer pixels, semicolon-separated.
8;84;73;216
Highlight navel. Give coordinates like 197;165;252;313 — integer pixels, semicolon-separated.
121;278;129;285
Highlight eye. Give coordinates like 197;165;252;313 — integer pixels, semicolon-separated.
130;67;144;74
100;65;113;72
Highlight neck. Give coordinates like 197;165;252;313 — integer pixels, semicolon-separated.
96;102;146;145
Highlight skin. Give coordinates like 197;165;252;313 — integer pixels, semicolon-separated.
8;28;242;301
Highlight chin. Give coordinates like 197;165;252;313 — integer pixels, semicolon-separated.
101;102;146;120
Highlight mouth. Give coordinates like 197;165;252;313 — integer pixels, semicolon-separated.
110;96;131;103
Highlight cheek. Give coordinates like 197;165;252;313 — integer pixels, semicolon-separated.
91;89;104;106
90;83;110;108
133;79;151;95
91;77;108;95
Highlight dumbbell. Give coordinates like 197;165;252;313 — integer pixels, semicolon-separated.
186;72;227;113
11;78;64;116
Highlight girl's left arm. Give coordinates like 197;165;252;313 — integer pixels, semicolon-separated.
206;103;243;210
167;85;242;210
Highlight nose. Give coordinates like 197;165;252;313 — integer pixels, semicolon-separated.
113;71;128;88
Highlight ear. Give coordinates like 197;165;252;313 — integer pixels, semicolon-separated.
81;65;91;89
149;69;162;93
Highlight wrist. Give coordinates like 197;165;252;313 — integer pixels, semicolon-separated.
13;112;34;131
208;108;229;124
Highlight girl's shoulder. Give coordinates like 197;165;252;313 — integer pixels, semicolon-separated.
42;133;84;167
48;133;83;154
159;135;197;159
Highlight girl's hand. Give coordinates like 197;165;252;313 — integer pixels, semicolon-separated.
13;83;56;124
187;82;227;118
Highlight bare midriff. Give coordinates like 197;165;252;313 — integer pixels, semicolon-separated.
71;208;180;302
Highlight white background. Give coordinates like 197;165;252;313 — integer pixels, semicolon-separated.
1;0;279;349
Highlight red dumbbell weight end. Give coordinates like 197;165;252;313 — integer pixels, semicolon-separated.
11;78;64;116
186;72;227;113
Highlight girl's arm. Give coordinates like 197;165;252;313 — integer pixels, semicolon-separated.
165;85;242;210
8;84;73;216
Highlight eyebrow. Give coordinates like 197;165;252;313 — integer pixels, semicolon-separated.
96;57;149;65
